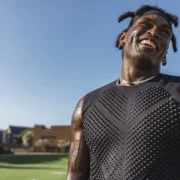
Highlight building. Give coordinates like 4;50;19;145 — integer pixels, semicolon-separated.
2;131;7;144
33;125;72;147
6;125;32;144
0;130;7;144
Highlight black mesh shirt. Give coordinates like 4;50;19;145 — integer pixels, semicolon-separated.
82;74;180;180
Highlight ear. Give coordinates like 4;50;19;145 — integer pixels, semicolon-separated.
119;32;126;47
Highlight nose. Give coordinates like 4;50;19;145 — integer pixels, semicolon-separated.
147;27;160;39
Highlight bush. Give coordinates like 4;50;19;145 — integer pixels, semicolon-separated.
0;144;3;153
0;144;13;154
57;140;70;153
35;139;51;152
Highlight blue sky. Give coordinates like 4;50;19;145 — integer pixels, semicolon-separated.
0;0;180;129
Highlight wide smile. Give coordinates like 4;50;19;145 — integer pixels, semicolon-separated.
138;38;159;50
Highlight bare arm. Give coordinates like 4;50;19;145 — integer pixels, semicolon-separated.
66;98;90;180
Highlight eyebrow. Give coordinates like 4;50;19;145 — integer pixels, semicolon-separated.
137;17;172;29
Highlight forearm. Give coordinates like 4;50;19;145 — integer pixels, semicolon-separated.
67;171;89;180
66;142;90;180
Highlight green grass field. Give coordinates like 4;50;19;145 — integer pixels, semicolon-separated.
0;155;68;180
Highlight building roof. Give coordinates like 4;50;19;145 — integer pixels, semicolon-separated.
9;125;32;135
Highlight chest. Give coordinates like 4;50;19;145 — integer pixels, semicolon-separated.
83;86;180;152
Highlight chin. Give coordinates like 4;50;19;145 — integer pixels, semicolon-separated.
136;63;155;70
132;55;156;70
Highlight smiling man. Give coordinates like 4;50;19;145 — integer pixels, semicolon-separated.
67;5;180;180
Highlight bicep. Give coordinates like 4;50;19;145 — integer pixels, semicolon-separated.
67;98;90;179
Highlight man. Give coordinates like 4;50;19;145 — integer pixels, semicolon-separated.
67;5;180;180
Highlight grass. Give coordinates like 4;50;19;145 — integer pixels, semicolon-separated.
0;155;68;180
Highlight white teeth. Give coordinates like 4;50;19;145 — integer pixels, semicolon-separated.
140;40;156;48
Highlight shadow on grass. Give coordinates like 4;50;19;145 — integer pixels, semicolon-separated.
0;155;68;165
0;165;63;170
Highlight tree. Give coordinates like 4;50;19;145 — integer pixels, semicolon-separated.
22;130;33;148
35;139;51;152
57;139;70;153
19;128;33;138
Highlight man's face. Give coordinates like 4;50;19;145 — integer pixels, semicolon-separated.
120;14;172;70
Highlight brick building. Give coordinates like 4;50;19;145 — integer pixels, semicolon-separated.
33;125;72;147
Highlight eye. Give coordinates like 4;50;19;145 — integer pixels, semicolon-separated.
160;27;172;36
138;23;151;29
140;23;148;27
162;30;171;36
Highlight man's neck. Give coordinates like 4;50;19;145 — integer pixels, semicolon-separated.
120;61;160;85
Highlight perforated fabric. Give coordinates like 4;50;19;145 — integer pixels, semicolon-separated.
124;98;180;180
89;155;105;180
82;74;180;180
127;86;170;124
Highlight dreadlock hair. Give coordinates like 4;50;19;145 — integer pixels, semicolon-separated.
115;5;179;66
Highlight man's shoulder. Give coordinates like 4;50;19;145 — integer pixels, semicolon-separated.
161;73;180;83
84;80;117;100
81;80;117;114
